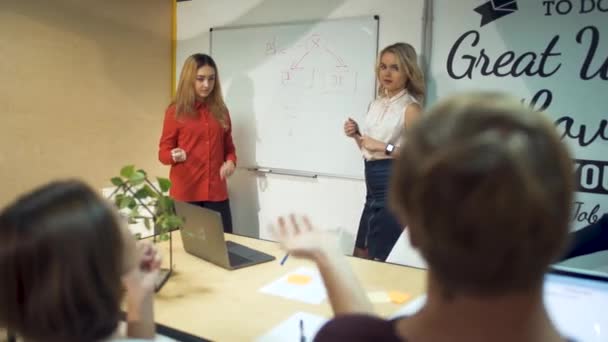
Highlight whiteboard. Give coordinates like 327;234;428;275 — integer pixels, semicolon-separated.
211;16;379;179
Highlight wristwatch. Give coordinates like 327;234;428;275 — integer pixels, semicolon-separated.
385;143;395;155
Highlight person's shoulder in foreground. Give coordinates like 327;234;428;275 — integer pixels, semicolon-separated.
314;314;403;342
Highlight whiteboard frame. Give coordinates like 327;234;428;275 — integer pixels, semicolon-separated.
209;15;380;181
210;15;379;37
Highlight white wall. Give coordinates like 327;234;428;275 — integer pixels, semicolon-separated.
176;0;424;254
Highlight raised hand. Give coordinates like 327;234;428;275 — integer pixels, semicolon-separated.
272;214;340;261
122;241;162;303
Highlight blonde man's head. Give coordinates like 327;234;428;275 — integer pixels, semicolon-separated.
390;92;574;296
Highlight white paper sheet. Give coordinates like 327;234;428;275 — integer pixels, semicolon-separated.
256;311;329;342
259;266;328;304
367;290;391;303
391;294;427;319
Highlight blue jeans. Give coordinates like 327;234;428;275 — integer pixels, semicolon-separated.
355;159;403;261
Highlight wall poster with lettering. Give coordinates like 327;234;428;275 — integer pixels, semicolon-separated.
428;0;607;230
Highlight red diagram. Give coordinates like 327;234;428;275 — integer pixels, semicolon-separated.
267;34;358;91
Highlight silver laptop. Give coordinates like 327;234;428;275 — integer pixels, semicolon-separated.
174;201;275;270
544;267;608;342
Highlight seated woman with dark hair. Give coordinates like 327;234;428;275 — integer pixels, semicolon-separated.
273;92;576;342
0;180;161;341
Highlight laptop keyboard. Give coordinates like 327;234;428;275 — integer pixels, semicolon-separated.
226;240;275;267
228;252;251;267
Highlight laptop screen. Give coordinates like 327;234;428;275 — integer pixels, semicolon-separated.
545;269;608;342
393;268;608;341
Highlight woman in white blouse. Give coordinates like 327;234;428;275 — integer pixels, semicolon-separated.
344;42;425;261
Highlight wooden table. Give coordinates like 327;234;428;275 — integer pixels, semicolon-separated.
154;233;427;341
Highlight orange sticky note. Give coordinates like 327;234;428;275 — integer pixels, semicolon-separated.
287;274;312;285
388;291;411;304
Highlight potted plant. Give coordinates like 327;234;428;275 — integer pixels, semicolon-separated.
107;165;184;290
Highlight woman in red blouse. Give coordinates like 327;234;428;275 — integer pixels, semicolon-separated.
158;54;237;233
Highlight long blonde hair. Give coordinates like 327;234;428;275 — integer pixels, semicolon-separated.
173;53;228;128
376;43;425;104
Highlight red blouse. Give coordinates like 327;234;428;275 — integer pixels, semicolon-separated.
158;102;237;202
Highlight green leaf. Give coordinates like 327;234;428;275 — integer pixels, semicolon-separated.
165;215;184;229
143;185;159;198
119;196;135;209
157;177;172;193
160;234;170;241
134;187;151;199
160;219;171;229
134;233;142;239
129;208;140;218
157;196;173;213
144;218;151;230
110;177;124;186
120;165;135;178
129;171;145;186
136;169;148;176
127;199;138;210
118;196;130;209
114;194;125;207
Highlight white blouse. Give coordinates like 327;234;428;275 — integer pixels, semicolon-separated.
361;89;418;160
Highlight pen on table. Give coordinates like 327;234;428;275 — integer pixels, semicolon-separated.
279;253;289;265
299;319;306;342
